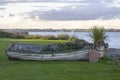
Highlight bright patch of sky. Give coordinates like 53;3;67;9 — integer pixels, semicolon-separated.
107;0;120;7
0;2;73;17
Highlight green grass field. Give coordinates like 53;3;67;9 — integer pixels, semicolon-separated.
0;38;120;80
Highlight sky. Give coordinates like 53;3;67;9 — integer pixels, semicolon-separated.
0;0;120;29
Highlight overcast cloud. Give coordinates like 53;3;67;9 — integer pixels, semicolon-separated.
0;0;120;29
0;0;120;20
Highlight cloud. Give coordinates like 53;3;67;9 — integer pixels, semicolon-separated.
0;0;114;3
0;0;120;29
0;0;120;20
28;2;120;20
0;7;6;10
0;0;83;2
0;2;73;18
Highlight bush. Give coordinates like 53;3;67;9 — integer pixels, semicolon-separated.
24;35;43;39
10;34;25;39
99;54;114;64
0;30;25;39
68;36;78;41
102;54;113;61
42;35;56;40
57;34;70;40
0;30;13;38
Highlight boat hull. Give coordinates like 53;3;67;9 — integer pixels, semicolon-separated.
7;50;89;61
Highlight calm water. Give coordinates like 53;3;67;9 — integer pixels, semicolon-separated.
29;32;120;49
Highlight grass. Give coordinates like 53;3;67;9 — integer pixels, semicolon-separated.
0;38;120;80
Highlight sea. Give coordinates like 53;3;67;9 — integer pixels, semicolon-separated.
29;32;120;49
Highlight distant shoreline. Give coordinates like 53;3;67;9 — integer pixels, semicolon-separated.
1;29;120;33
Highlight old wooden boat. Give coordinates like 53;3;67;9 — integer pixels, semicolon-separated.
6;43;91;61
